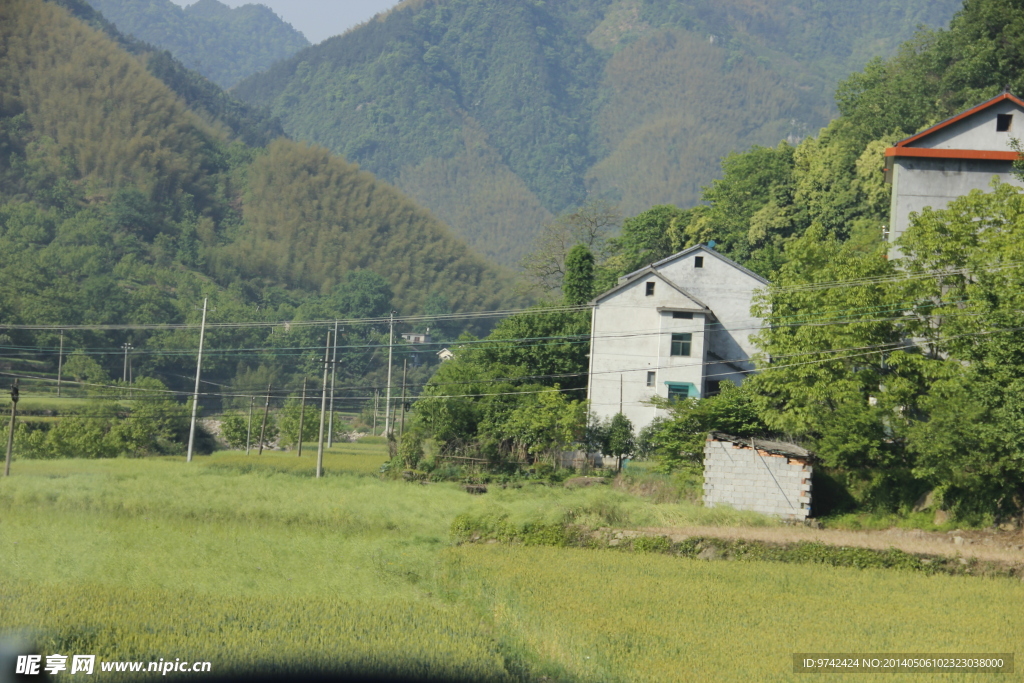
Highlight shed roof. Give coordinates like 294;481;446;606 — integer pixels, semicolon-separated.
709;432;812;459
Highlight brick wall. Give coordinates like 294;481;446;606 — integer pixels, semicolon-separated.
703;437;812;521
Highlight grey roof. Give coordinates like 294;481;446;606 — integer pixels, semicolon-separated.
709;432;812;459
619;244;770;285
590;266;711;309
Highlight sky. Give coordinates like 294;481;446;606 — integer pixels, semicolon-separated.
169;0;403;44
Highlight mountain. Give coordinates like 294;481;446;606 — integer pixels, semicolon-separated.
84;0;310;88
0;0;521;394
232;0;962;266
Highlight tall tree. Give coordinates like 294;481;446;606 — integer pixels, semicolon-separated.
562;244;595;306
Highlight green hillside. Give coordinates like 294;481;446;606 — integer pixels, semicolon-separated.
0;0;520;398
233;0;961;265
85;0;309;88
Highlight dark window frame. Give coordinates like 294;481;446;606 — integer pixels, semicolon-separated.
645;281;655;296
670;332;692;356
672;311;693;319
694;256;704;268
997;114;1013;132
646;371;655;387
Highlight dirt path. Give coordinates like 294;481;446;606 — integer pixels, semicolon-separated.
620;525;1024;564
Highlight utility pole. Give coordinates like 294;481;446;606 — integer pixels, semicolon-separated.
4;380;18;477
258;384;271;456
186;298;208;463
297;377;307;458
316;331;330;478
619;374;623;415
372;389;379;436
399;359;408;438
384;311;395;436
122;342;133;383
328;320;339;447
56;330;64;398
245;395;255;456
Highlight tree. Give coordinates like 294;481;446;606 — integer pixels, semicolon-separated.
332;270;394;320
521;200;621;294
63;351;109;385
562;244;595;306
278;395;319;449
221;412;249;449
601;205;691;286
602;412;634;472
645;383;766;473
497;388;587;463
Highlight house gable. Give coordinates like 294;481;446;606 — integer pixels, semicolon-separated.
593;268;707;310
885;93;1024;162
618;244;768;287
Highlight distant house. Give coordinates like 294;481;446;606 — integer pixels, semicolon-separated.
401;330;431;344
586;245;768;431
885;92;1024;253
436;347;454;362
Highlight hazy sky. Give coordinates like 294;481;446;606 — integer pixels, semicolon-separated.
169;0;403;44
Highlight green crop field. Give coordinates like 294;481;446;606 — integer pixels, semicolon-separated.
1;449;1020;681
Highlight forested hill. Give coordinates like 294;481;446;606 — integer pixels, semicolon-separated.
232;0;960;266
0;0;519;334
85;0;309;88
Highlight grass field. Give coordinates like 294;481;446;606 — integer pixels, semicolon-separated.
1;447;1020;681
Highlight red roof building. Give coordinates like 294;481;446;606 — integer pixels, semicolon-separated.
884;93;1024;253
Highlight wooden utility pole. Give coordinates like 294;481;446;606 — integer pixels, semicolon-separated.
384;311;395;435
4;380;18;477
399;359;408;438
328;320;338;447
245;395;255;456
316;332;330;478
56;330;64;398
372;389;379;436
186;298;208;463
258;384;272;456
619;374;623;414
297;377;307;458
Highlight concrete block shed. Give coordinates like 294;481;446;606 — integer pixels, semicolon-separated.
703;432;813;521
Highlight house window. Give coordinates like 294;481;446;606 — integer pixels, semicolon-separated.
694;256;704;268
665;382;697;401
997;114;1013;132
645;281;655;296
672;311;693;319
670;332;692;356
646;371;656;387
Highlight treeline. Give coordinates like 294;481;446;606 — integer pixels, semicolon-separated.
232;0;958;265
0;0;521;415
84;0;309;88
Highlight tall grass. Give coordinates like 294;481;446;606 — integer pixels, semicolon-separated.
440;545;1024;682
2;455;1020;680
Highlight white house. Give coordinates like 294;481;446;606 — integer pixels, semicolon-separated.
586;245;768;431
885;92;1024;253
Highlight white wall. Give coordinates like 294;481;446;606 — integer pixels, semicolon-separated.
703;438;812;521
888;99;1024;250
588;276;706;429
655;247;766;383
889;158;1021;247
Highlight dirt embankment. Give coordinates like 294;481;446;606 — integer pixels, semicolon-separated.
623;525;1024;565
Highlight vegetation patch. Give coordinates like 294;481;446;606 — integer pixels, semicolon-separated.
453;516;1023;579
